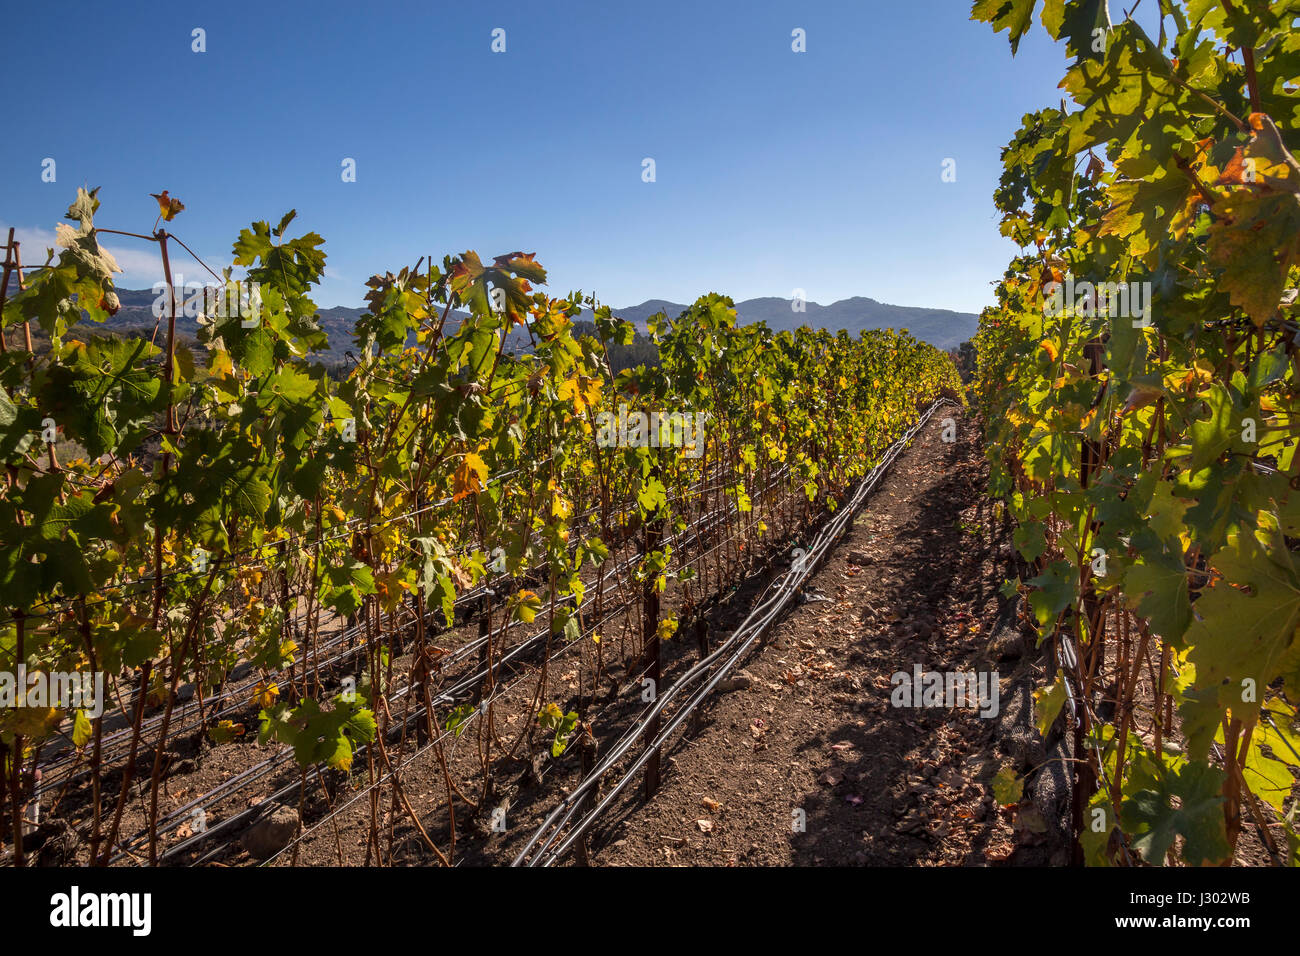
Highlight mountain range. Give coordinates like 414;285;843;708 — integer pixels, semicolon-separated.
579;296;979;350
82;289;979;362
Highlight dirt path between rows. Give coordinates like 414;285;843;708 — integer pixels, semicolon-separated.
595;407;1054;866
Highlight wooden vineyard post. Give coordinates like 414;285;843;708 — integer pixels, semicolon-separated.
692;617;709;736
0;235;13;860
474;591;492;706
641;506;664;798
0;229;14;354
1071;335;1108;864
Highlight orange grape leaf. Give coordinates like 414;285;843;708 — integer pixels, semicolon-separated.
1207;189;1300;325
150;190;185;221
493;251;547;284
452;453;488;501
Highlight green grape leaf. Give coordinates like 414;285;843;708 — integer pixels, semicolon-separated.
972;0;1038;54
1034;671;1068;737
1026;559;1075;625
1123;551;1193;644
992;765;1025;805
1182;529;1300;759
1120;760;1230;866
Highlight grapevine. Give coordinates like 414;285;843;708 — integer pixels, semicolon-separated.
973;0;1300;865
0;191;960;865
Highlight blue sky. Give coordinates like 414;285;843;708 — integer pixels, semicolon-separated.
6;1;1082;313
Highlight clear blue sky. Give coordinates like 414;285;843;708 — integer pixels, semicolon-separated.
5;0;1079;313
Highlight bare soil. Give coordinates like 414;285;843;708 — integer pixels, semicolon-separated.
580;406;1043;865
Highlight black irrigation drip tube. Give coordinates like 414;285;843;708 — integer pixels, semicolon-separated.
34;458;758;809
36;575;500;801
250;591;638;867
512;398;959;867
113;540;648;865
251;482;790;868
31;443;783;803
114;462;786;866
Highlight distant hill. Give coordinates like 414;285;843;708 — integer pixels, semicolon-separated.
83;289;976;363
82;290;492;365
585;296;979;351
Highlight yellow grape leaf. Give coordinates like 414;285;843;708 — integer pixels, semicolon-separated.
252;680;279;710
72;709;94;748
208;720;245;744
207;349;237;389
559;374;603;414
326;739;354;771
1182;361;1213;391
513;589;543;624
1207;189;1300;326
1241;730;1297;812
